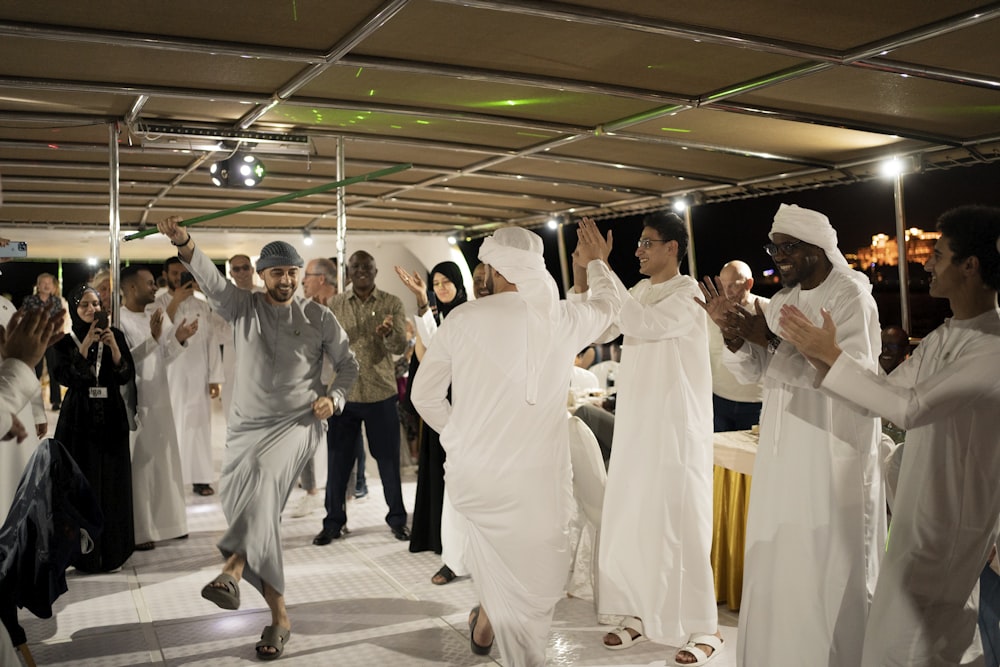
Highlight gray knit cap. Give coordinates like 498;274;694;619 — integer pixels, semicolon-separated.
256;240;304;271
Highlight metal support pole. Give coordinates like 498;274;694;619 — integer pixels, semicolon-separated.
556;221;571;296
108;123;121;324
683;206;697;277
336;136;347;292
893;173;911;332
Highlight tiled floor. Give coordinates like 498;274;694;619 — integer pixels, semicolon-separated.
18;404;739;666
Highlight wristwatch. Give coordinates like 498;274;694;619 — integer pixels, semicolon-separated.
766;332;781;355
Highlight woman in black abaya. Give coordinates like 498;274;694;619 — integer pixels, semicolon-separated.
52;285;136;573
395;261;468;582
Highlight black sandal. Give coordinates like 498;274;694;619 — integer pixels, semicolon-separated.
468;605;493;656
431;565;456;585
193;484;215;496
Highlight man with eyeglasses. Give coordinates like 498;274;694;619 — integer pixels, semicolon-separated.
699;203;884;667
219;255;264;428
315;250;411;545
575;211;719;665
228;254;260;292
290;256;339;519
778;205;1000;667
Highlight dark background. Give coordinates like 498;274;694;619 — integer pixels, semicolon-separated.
459;162;1000;338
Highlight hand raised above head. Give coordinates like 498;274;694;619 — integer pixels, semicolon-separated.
575;217;613;265
156;216;188;246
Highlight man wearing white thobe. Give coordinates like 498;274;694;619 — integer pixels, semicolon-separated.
780;205;1000;667
706;203;885;666
411;219;623;666
0;296;48;514
156;257;223;495
584;212;719;663
158;218;358;660
118;266;193;547
0;301;64;664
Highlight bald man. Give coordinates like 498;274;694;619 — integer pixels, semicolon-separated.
709;261;768;431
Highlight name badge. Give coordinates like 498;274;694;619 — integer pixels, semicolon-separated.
89;387;109;399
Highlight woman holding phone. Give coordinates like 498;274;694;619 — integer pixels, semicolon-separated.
52;284;136;573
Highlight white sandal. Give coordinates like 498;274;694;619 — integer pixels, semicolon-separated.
673;632;724;666
603;616;647;650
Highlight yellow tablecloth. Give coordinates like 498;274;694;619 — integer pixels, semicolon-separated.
711;430;758;611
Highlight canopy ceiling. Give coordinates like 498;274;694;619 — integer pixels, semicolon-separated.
1;0;998;245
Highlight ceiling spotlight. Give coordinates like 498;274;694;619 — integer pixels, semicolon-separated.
210;153;267;187
546;218;559;230
447;236;457;245
672;198;688;213
87;257;98;267
302;230;314;246
879;156;915;178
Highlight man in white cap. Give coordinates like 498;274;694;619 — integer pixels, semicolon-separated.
780;205;1000;667
411;218;623;666
699;203;885;666
156;217;358;661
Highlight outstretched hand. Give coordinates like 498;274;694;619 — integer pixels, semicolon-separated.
779;305;841;369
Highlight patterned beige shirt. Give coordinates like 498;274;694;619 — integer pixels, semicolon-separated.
328;287;407;403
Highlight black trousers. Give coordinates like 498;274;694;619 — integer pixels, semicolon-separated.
322;396;407;532
35;346;62;406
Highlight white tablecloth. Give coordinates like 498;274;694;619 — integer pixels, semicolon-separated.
713;429;758;476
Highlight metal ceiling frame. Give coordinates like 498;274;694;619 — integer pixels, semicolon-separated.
0;0;997;236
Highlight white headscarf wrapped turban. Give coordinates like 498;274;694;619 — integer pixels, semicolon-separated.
479;227;559;405
769;203;871;292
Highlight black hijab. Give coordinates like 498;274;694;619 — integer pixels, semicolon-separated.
429;261;467;322
67;284;101;341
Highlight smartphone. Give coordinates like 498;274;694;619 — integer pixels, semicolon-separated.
93;311;110;329
179;271;195;286
0;241;27;258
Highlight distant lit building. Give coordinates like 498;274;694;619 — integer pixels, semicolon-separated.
856;228;941;267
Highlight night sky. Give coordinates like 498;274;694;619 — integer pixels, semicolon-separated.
459;161;1000;337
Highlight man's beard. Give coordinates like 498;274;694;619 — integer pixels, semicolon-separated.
267;284;295;304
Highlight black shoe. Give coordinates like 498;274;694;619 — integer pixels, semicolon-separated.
468;605;494;656
313;528;343;545
391;525;410;541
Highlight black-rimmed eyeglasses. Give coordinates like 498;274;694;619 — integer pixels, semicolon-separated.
764;240;806;257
